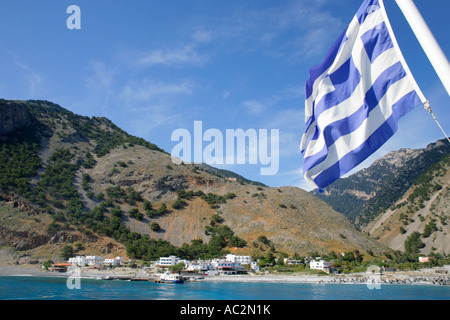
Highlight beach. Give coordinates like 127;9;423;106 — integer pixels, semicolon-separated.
1;264;449;286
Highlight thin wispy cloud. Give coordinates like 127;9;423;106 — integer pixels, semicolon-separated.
85;61;116;94
80;58;196;140
202;0;344;63
136;45;208;68
120;79;196;102
241;99;267;115
191;29;214;44
10;52;44;96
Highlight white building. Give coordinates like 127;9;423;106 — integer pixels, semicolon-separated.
85;256;103;266
225;254;251;265
157;256;181;267
185;260;215;273
215;260;236;275
68;255;104;267
250;261;260;272
418;257;434;263
211;259;246;275
68;256;85;266
309;260;332;271
284;258;303;266
103;256;124;266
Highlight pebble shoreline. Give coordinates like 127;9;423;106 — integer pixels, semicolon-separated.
201;274;450;286
1;265;449;286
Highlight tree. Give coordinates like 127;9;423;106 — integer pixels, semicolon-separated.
258;252;275;267
354;250;363;264
404;231;425;254
42;260;53;270
157;203;167;215
172;198;187;210
169;263;185;273
150;222;161;231
343;251;355;262
60;245;74;260
110;206;122;218
422;221;437;238
257;235;270;245
327;251;338;261
211;214;224;226
143;200;152;211
125;187;142;204
229;236;247;248
129;208;143;221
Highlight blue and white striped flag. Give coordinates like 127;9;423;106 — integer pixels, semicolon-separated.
301;0;426;190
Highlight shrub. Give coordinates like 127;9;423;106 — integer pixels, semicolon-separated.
172;198;188;210
150;222;161;231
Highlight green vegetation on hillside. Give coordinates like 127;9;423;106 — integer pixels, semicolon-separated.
26;147;246;261
172;188;236;210
314;140;450;228
392;155;449;244
358;144;450;227
0;126;41;197
33;149;79;209
407;155;448;209
26;100;166;157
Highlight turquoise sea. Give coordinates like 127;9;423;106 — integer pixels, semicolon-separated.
0;275;449;300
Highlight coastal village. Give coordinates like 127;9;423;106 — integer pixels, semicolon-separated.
47;253;336;281
45;253;450;285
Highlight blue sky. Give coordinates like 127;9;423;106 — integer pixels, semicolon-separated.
1;0;449;190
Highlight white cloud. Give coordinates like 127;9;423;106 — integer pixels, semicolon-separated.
191;29;214;44
222;90;231;100
137;45;208;68
120;79;195;102
85;61;116;94
10;52;44;96
241;99;267;115
204;0;345;63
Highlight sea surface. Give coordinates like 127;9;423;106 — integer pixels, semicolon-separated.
0;275;449;300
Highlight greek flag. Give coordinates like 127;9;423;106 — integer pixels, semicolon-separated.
301;0;426;190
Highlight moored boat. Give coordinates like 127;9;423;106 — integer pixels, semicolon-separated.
160;271;184;283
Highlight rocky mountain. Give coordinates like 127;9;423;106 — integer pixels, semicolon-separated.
0;101;33;135
0;100;389;264
365;154;449;255
312;139;450;228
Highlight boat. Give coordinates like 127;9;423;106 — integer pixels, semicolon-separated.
160;271;184;283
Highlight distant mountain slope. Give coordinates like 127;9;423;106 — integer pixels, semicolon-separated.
0;100;389;263
365;155;449;255
196;163;266;187
311;139;450;228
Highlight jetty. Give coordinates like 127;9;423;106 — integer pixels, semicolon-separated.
99;269;202;283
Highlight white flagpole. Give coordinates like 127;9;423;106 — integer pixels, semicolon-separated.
394;0;450;96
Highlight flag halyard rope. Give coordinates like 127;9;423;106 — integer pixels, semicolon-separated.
423;101;450;143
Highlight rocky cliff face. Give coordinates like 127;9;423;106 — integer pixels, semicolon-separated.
312;139;450;227
365;155;450;255
311;147;424;219
0;100;33;135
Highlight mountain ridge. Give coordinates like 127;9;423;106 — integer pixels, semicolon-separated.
311;139;450;227
365;154;449;255
0;99;389;263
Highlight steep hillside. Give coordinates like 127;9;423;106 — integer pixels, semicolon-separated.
365;155;450;255
312;139;450;228
0;198;127;264
0;100;389;264
82;144;385;256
